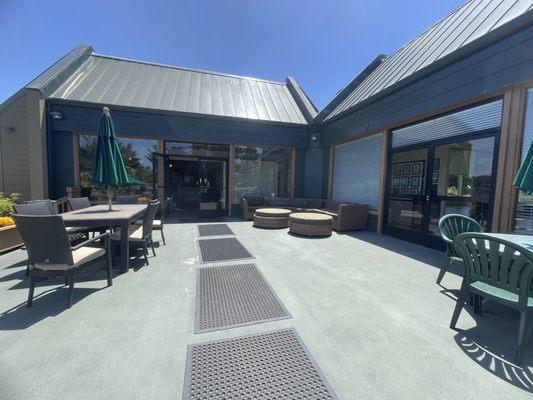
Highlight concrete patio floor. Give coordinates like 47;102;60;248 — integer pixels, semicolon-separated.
0;218;531;399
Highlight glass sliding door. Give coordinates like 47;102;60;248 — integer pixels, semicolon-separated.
387;147;428;233
384;134;498;248
428;137;496;233
233;146;292;204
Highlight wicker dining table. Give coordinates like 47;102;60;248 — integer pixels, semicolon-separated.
61;204;147;273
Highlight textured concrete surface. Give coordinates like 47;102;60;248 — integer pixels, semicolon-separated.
0;218;531;399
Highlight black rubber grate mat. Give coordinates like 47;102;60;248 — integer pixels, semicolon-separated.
197;237;253;263
183;329;338;400
197;224;234;237
195;263;291;333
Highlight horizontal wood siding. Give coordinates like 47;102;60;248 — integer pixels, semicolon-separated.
49;130;74;199
294;148;306;197
304;147;327;198
48;103;310;148
320;24;533;145
0;93;31;199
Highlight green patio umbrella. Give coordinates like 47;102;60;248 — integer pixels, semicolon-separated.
92;107;129;210
513;140;533;194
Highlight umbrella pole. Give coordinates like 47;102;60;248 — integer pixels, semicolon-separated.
107;186;113;211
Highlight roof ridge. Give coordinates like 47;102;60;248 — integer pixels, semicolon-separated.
91;52;287;86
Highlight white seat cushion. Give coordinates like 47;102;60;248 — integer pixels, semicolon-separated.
110;226;144;242
152;219;162;228
34;246;105;271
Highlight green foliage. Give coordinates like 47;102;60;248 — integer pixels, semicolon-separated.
0;192;21;217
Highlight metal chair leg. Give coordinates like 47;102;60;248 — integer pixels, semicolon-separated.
516;311;532;364
27;271;35;308
150;237;156;257
142;243;149;265
66;272;74;309
105;239;113;287
160;228;166;245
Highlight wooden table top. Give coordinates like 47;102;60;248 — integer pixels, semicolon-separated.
61;204;147;226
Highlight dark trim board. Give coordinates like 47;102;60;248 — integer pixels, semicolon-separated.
47;101;310;148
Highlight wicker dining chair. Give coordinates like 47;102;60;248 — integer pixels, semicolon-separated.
13;214;112;309
436;214;483;285
67;197;92;211
110;201;160;265
152;197;172;245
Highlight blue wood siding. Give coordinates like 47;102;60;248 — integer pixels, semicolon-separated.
294;148;306;197
320;24;533;145
48;103;310;148
49;130;74;199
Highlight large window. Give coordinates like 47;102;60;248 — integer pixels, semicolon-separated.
79;135;157;201
515;88;533;233
332;134;382;208
233;146;291;203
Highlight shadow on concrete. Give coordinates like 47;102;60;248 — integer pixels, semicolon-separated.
343;230;460;272
452;301;533;392
0;286;102;330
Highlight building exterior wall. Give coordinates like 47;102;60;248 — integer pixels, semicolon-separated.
319;23;533;146
319;23;533;235
0;92;31;200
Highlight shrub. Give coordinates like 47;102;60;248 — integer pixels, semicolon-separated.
0;192;21;218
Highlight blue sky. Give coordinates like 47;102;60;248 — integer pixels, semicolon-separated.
0;0;464;109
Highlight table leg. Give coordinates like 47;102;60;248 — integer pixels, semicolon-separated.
120;223;129;273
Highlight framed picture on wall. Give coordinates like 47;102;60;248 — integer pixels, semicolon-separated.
412;162;422;175
393;165;401;175
410;188;418;195
401;176;410;187
392;177;400;187
400;188;409;195
411;176;420;187
402;164;410;175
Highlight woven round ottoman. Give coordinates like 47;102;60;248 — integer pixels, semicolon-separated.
289;212;333;237
253;208;291;229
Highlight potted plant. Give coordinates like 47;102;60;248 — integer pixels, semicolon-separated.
0;192;23;253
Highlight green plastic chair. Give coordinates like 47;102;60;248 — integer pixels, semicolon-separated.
437;214;483;284
451;232;533;363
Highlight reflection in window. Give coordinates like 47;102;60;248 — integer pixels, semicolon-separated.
165;142;229;158
233;146;291;203
79;135;157;201
515;88;533;233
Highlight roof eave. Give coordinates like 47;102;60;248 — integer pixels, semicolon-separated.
321;8;533;126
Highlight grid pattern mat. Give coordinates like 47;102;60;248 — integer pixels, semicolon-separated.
197;224;234;237
183;329;338;400
197;237;253;263
195;263;291;333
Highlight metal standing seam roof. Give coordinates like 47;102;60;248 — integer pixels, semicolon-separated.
44;52;313;124
324;0;533;122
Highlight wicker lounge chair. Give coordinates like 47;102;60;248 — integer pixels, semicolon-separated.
67;197;92;211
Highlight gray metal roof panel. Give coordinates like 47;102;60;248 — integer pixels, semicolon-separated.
48;53;310;124
325;0;533;121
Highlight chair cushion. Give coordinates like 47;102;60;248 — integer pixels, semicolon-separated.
325;200;341;211
34;246;105;271
153;219;162;227
244;196;265;207
73;247;106;267
290;198;309;208
266;197;290;206
110;226;144;241
307;199;325;209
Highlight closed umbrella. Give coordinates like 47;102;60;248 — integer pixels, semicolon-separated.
92;107;129;210
513;140;533;194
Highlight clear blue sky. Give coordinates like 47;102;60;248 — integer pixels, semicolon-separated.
0;0;464;110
